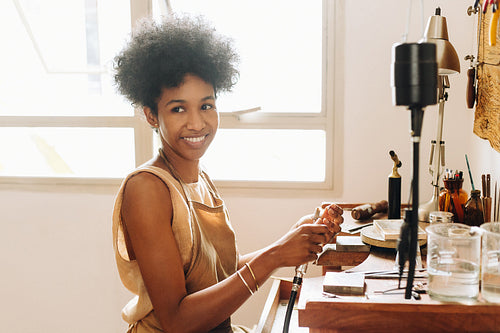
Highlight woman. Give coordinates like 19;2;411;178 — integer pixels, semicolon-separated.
112;14;343;333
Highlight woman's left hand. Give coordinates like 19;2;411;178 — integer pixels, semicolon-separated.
293;203;344;235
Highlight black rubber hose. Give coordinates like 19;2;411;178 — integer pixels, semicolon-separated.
283;276;302;333
283;290;297;333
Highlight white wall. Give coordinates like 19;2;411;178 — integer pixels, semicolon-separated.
1;1;499;332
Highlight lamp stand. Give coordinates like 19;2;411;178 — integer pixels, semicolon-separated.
418;75;450;222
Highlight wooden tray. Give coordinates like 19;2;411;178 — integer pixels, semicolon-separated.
361;225;427;248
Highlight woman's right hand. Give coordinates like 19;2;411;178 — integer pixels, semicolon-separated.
270;223;334;268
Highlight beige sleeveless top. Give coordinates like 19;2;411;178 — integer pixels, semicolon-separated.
112;165;239;331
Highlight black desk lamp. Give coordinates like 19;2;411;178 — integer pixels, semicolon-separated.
391;42;437;299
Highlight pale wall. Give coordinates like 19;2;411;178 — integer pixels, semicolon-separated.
1;1;499;332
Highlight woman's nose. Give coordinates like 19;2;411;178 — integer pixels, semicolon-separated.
186;110;205;130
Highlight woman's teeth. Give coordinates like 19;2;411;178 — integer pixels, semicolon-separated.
184;136;205;143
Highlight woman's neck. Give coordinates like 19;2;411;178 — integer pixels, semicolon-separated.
158;148;199;183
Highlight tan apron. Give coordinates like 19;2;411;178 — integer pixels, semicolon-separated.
113;159;249;332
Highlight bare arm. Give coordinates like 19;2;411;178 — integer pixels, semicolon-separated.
240;203;344;268
122;173;336;332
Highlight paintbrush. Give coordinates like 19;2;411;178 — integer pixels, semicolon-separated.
465;154;475;190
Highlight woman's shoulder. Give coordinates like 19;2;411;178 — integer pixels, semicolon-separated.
121;166;178;196
126;164;176;184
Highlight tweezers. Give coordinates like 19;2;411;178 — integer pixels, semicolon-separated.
345;268;426;275
345;223;373;233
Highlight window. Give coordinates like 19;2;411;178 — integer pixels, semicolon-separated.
1;0;336;190
0;0;153;183
161;0;336;189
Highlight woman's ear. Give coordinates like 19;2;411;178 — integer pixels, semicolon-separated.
144;106;158;127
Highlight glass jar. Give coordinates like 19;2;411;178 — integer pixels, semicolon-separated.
438;179;468;223
463;189;484;227
429;211;454;223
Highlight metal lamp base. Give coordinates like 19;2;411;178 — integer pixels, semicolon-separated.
418;189;439;222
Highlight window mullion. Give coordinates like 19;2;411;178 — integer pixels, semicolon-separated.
219;113;327;130
0;116;138;128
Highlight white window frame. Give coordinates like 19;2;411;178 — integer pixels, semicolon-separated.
0;0;153;186
213;0;337;190
0;0;340;192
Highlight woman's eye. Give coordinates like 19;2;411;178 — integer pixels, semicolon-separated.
171;106;185;113
201;104;215;111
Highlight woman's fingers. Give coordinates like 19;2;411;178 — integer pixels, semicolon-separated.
299;224;333;245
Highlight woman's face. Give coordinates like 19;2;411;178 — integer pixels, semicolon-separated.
149;74;218;164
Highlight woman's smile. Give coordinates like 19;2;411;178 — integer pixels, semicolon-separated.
182;134;208;144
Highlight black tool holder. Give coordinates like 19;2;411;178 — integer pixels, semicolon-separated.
391;42;437;299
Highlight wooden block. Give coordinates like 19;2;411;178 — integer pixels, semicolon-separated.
335;236;370;252
323;272;365;295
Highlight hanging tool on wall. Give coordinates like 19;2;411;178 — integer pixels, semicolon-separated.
466;55;477;108
466;3;481;108
490;0;500;46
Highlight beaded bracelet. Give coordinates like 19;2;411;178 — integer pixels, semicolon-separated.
236;270;254;295
245;263;259;291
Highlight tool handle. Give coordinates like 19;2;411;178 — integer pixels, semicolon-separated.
466;67;476;108
487;174;491;197
490;8;499;46
483;197;492;222
388;178;402;219
351;200;388;220
483;174;487;197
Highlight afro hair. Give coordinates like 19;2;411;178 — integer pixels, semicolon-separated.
113;14;239;114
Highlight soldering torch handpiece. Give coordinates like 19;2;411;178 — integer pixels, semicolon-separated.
284;208;322;333
294;208;322;279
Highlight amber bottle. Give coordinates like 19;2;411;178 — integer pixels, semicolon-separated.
438;179;468;223
464;190;484;227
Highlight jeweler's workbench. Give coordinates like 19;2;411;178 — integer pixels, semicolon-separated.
255;205;500;333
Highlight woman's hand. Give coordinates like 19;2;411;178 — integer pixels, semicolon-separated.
293;203;344;234
269;203;344;268
318;203;344;234
271;223;334;267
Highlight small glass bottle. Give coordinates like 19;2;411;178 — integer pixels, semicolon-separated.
429;211;454;223
438;179;468;223
463;190;484;227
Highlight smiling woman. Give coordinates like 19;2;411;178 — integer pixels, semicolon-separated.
111;13;343;332
156;0;335;189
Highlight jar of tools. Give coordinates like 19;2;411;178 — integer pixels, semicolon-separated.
438;177;468;223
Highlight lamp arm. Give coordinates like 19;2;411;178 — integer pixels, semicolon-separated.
419;76;449;221
431;77;447;184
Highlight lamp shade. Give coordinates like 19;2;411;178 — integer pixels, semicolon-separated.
423;8;460;75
